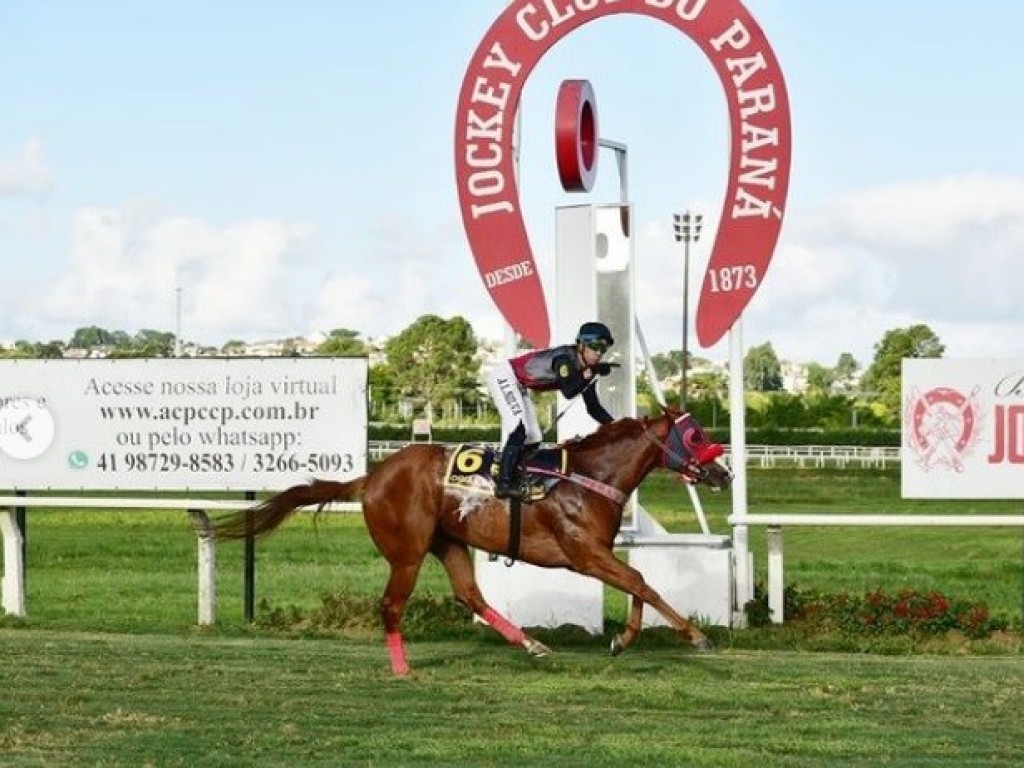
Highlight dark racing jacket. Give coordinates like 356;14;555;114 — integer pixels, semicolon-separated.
509;345;613;424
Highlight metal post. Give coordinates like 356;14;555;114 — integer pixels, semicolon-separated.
682;236;691;408
673;210;702;409
16;489;26;593
174;286;182;357
729;319;751;626
244;491;256;623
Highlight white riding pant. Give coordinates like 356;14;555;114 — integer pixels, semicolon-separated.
486;360;543;445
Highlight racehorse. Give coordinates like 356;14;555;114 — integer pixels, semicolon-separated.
211;408;732;676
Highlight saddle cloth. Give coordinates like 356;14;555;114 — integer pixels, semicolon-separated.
443;443;566;501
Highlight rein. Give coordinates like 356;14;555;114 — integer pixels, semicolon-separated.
529;467;628;505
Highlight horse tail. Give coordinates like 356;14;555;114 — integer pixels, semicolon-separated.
211;476;367;540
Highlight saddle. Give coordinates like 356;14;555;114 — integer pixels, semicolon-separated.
444;443;567;502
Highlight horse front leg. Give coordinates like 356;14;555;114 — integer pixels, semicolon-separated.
577;549;712;653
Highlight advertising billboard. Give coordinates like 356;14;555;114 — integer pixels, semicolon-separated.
0;357;367;491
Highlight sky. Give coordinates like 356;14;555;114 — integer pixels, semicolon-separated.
1;1;1023;367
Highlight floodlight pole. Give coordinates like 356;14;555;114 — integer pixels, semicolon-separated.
672;210;702;408
174;286;183;357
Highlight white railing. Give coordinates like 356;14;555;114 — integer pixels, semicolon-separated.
368;441;903;468
728;513;1024;624
742;445;900;469
0;496;359;622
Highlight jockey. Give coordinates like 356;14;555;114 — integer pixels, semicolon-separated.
485;320;617;499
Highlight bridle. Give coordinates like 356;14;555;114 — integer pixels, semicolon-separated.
642;411;725;484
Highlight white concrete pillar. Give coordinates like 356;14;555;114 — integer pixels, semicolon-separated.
1;509;26;617
188;510;216;626
767;526;784;624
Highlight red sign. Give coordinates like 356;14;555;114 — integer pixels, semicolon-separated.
455;0;791;349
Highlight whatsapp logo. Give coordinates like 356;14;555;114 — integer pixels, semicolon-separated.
68;450;89;469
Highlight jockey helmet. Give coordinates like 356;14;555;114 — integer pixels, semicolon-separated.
576;321;614;351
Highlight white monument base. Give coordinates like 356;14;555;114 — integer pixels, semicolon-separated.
474;549;604;633
621;534;734;627
473;532;734;633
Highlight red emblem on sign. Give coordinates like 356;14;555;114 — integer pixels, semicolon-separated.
905;386;983;472
455;0;791;349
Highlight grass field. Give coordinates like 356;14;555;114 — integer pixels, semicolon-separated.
3;630;1023;767
2;465;1024;766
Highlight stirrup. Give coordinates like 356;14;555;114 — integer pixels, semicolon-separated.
494;480;524;500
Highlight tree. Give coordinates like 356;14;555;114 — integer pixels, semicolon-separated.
1;340;39;359
36;340;65;359
763;391;808;426
369;362;400;419
833;353;860;393
862;324;944;423
69;326;115;349
385;315;480;421
744;342;783;391
135;329;175;357
804;362;835;395
316;328;369;357
652;351;683;380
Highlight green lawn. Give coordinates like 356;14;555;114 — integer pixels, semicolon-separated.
2;630;1023;768
2;465;1023;766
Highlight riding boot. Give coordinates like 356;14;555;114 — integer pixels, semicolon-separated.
495;441;525;499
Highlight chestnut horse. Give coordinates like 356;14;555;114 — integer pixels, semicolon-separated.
211;409;731;676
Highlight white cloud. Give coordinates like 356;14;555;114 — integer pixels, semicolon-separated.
0;137;54;197
735;174;1024;364
10;174;1024;370
305;214;511;344
37;205;312;343
308;273;385;338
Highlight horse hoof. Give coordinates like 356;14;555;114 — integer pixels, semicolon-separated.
693;636;714;653
524;638;551;658
610;635;624;656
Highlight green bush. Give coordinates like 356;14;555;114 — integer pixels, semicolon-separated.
745;583;1009;639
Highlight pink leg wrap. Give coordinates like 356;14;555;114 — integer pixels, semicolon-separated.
386;631;409;676
482;607;526;645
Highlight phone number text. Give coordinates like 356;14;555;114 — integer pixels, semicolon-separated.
95;452;355;474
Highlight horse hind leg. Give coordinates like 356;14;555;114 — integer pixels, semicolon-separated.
379;561;424;676
610;596;644;656
431;538;551;659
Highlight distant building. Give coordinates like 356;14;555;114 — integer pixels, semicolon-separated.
780;360;809;393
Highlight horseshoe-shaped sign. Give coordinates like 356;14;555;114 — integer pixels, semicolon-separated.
455;0;791;349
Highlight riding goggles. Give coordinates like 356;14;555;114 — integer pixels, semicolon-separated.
582;339;611;354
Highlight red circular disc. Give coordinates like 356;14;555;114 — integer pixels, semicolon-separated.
555;79;599;192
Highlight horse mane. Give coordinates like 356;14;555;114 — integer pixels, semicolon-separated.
561;414;655;454
560;407;685;453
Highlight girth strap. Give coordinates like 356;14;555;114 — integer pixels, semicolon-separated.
506;496;522;565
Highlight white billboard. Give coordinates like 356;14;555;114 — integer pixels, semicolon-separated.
902;358;1024;499
0;357;367;491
